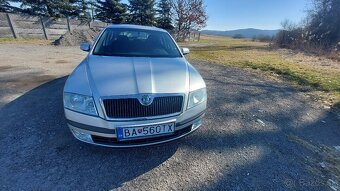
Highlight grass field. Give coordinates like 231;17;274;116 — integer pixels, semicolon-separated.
0;37;52;45
180;35;340;111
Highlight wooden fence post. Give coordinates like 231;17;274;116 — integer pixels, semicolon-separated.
6;13;17;38
66;17;71;32
40;16;48;40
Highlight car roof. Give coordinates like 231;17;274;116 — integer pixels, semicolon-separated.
105;24;167;32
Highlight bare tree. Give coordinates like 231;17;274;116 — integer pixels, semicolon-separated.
171;0;207;41
275;0;340;52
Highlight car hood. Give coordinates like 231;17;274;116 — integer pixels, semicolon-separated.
86;55;189;96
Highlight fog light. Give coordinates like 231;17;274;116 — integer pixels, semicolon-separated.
71;128;93;143
192;119;203;130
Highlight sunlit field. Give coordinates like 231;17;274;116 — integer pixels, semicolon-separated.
180;35;340;111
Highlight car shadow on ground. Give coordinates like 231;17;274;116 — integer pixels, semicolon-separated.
0;77;179;190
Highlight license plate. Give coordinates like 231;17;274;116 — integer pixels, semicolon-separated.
116;122;175;141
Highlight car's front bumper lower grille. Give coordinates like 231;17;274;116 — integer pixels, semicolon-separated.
103;96;183;119
91;125;192;145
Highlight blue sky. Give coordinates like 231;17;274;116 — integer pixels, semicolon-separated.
121;0;311;30
11;0;310;31
203;0;310;30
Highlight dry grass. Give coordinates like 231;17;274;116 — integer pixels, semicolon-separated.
0;37;53;45
181;35;340;111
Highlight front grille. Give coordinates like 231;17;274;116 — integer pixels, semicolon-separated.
103;96;183;119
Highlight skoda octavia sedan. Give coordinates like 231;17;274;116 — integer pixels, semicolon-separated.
63;24;207;147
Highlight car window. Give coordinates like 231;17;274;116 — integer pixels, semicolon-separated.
92;28;182;58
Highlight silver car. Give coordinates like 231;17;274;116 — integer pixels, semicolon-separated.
63;24;207;147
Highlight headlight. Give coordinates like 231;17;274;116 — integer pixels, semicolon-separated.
63;92;98;116
187;88;207;109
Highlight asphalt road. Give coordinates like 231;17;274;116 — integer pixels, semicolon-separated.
0;58;339;190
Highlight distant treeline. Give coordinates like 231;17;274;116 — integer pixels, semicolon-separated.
274;0;340;53
231;34;274;42
0;0;207;41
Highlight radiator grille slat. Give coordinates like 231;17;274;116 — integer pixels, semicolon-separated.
103;96;183;119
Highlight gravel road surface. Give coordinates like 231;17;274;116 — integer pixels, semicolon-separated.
0;44;339;190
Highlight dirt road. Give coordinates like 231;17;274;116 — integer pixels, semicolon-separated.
0;44;339;190
0;44;86;107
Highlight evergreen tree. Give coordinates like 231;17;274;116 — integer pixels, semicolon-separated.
0;0;24;13
58;0;84;18
0;0;10;12
128;0;156;26
76;0;91;21
156;0;173;31
17;0;82;18
95;0;127;24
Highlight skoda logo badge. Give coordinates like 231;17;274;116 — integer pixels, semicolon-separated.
140;95;153;106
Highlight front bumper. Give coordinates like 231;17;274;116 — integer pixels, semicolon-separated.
65;104;206;147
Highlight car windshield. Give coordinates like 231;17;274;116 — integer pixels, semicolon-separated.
92;28;182;58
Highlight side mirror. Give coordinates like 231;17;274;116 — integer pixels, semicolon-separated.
80;42;91;52
182;47;190;55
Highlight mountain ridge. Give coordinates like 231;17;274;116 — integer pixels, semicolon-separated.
201;28;279;38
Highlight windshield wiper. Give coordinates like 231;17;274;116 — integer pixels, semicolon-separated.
92;52;113;56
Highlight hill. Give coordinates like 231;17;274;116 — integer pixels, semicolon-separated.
201;28;279;38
